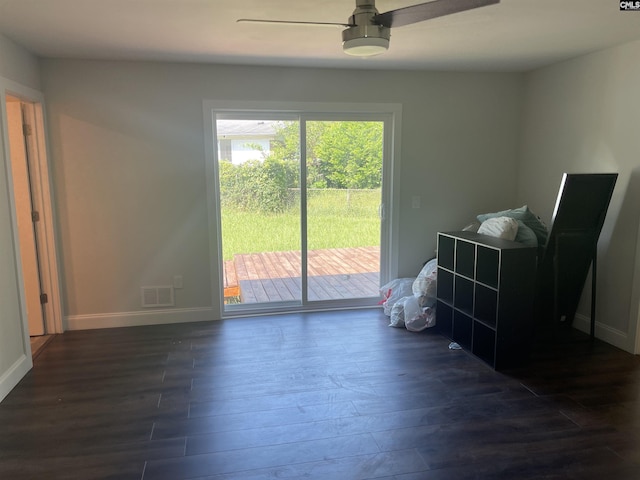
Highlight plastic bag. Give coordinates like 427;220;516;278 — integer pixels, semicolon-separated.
389;295;422;329
412;258;438;308
406;306;436;332
402;296;422;327
379;278;415;316
389;298;406;328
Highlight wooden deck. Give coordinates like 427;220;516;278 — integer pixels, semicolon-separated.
224;246;380;303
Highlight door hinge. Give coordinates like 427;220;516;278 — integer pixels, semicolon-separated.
23;123;33;136
40;293;48;304
31;211;40;222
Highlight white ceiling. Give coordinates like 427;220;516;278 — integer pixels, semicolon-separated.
0;0;639;72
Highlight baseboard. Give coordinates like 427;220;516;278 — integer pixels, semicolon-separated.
65;307;219;330
0;354;32;403
573;313;631;352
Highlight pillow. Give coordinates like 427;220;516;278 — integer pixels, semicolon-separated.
477;216;519;241
514;220;538;247
477;205;548;246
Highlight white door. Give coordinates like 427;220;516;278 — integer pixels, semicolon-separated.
6;96;45;336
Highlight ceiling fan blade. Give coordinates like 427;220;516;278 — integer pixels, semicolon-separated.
237;19;351;28
374;0;499;28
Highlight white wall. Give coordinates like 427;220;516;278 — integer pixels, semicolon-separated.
40;59;524;329
0;34;41;90
518;39;640;351
0;33;41;401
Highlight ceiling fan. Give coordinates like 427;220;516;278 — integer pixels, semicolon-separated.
238;0;500;57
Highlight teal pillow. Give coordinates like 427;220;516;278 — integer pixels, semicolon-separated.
514;221;538;247
477;205;548;246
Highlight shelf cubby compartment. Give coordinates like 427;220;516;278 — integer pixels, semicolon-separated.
455;240;475;278
476;246;499;288
453;310;472;350
474;284;498;328
454;276;474;315
436;301;453;339
472;321;496;366
438;235;455;271
436;268;454;304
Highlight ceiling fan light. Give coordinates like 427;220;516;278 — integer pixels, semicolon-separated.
342;37;389;57
342;24;390;57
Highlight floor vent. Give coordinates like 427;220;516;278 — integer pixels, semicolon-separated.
141;286;174;307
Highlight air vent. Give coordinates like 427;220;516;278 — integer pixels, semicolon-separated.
141;286;174;307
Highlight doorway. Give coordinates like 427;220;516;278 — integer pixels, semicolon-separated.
4;92;63;343
207;102;401;316
6;96;45;337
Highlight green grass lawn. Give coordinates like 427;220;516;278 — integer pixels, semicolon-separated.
221;189;380;260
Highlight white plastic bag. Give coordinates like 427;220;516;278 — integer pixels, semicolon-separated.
402;296;422;327
389;295;422;329
412;258;438;308
406;306;436;332
379;278;415;316
389;298;406;328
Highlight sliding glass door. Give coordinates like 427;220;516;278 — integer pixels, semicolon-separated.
216;116;302;305
305;120;382;302
212;107;393;314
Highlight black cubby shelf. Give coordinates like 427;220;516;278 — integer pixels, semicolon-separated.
436;231;537;370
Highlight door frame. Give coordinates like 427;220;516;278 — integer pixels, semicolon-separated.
1;78;63;338
6;96;45;336
203;100;402;318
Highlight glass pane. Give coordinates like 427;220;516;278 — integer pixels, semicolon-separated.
306;121;382;301
217;118;301;307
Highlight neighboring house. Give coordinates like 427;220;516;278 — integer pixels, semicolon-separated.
217;120;278;164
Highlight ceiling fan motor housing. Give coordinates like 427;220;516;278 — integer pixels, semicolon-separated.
342;0;390;56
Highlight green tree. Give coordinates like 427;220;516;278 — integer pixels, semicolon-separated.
311;121;383;189
268;121;383;189
219;157;297;214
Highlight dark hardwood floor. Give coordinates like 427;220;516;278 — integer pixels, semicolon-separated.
2;308;640;479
